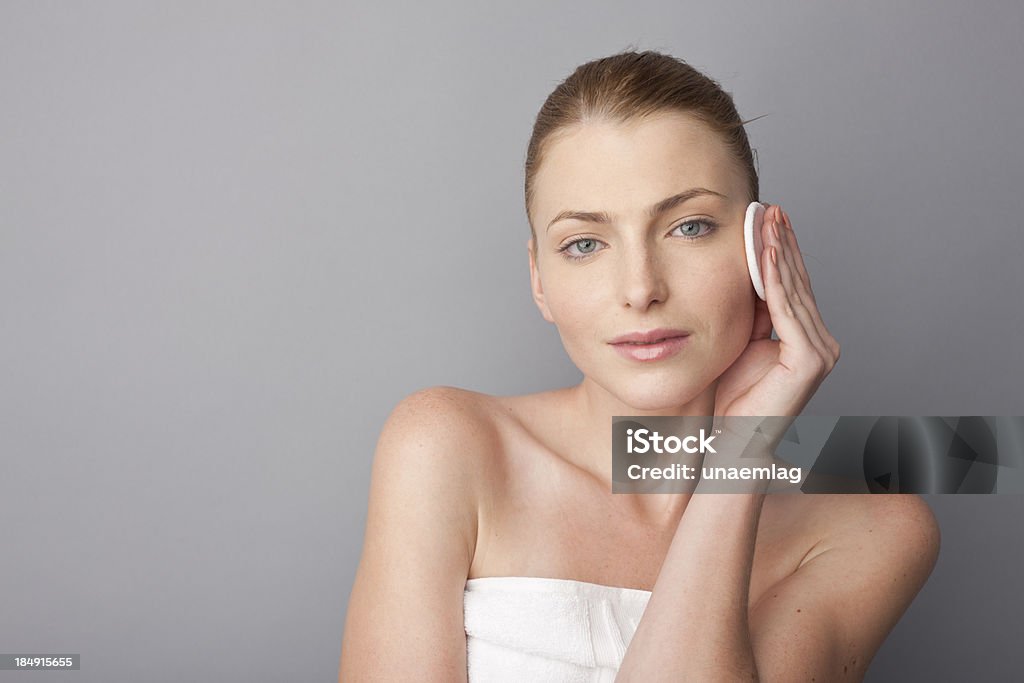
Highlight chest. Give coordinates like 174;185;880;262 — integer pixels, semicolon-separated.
469;440;809;599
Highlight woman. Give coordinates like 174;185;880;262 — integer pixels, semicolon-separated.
339;50;940;682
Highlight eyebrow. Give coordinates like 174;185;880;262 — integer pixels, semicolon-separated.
545;187;729;233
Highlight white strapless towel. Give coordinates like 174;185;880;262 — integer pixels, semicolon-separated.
463;576;653;683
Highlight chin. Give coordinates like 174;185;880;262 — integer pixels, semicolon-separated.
599;371;710;413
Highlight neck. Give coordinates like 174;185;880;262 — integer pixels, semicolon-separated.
567;377;719;524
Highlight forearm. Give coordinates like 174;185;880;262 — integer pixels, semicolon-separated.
615;491;766;682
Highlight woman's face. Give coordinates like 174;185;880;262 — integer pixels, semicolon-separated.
528;111;756;411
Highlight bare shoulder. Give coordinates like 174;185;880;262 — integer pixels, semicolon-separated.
372;386;512;533
339;386;504;680
750;494;941;680
833;493;941;589
796;493;939;553
374;385;505;504
848;493;940;544
382;385;503;444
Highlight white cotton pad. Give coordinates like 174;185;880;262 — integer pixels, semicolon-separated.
744;201;767;301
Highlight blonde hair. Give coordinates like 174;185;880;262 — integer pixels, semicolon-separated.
525;49;765;244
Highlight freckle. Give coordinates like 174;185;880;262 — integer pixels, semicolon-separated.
774;594;779;598
844;665;848;672
796;608;801;612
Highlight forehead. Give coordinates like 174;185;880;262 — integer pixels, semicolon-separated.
533;112;745;221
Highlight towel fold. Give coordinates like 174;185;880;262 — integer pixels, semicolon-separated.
463;576;652;682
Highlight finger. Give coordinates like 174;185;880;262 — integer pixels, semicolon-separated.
774;224;833;360
751;209;779;342
769;208;807;311
777;216;809;301
775;208;830;348
763;236;820;368
779;211;840;359
769;216;832;368
779;209;812;290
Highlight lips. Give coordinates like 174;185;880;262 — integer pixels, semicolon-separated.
609;330;690;362
608;328;690;345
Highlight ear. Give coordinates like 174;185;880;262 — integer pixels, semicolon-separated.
527;237;555;323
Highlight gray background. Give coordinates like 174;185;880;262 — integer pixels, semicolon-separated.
1;1;1021;681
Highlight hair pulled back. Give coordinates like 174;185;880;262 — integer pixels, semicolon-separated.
525;49;764;241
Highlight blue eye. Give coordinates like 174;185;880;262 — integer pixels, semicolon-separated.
671;218;718;239
557;237;606;261
556;218;718;262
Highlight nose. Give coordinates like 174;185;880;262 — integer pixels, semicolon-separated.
619;242;669;311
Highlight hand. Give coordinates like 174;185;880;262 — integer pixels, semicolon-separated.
713;205;841;422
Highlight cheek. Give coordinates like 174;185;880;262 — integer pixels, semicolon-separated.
542;274;603;340
712;255;755;308
690;251;756;339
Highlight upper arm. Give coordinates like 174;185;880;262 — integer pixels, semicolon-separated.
749;494;941;682
339;387;492;682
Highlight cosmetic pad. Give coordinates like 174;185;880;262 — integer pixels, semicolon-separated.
744;201;767;301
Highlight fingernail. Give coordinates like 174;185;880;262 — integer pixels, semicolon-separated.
771;221;780;242
782;209;791;228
